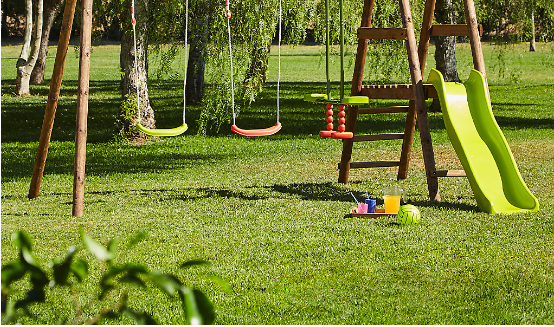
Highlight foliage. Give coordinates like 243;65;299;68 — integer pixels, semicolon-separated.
478;0;554;42
1;230;229;325
116;92;139;140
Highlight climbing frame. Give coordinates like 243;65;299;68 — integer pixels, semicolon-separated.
337;0;486;202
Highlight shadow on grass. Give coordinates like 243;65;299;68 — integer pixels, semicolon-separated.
409;199;480;213
1;143;231;180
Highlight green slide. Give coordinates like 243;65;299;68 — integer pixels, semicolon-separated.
428;68;539;214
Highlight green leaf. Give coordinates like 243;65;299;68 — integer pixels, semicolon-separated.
180;260;211;269
119;274;146;287
51;246;78;286
122;307;158;325
11;231;32;252
128;231;148;247
80;229;113;262
70;259;89;282
107;237;119;257
192;289;215;325
21;247;39;268
180;286;203;325
148;272;182;296
1;262;27;287
206;273;233;294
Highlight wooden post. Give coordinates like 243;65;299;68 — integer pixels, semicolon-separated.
397;0;436;180
399;0;440;201
338;0;374;184
28;0;78;199
72;0;94;217
463;0;486;78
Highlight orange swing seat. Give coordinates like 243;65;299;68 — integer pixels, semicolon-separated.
231;122;282;137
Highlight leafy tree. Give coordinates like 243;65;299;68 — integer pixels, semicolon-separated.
479;0;554;46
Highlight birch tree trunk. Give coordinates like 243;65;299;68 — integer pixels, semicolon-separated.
119;0;155;141
16;0;43;96
529;10;536;51
30;0;64;84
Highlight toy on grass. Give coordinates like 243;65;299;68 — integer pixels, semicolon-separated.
397;204;421;225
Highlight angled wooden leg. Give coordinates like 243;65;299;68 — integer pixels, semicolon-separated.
397;100;417;180
400;0;440;201
338;105;359;183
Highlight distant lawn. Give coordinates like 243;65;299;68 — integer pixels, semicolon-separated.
2;41;554;324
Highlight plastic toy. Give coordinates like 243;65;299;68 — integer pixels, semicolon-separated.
428;69;539;213
397;204;421;225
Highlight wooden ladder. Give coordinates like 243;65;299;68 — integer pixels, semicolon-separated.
337;0;486;202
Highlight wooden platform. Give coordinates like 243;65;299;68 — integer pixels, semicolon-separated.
350;208;397;218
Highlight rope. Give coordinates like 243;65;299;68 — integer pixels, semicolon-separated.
227;0;281;125
131;0;188;126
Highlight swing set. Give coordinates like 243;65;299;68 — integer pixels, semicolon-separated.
28;0;537;216
28;0;287;216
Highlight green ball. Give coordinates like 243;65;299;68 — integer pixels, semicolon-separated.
397;204;421;225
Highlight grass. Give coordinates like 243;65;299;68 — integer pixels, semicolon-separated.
2;40;554;324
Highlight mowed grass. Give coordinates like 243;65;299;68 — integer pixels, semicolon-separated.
2;41;554;324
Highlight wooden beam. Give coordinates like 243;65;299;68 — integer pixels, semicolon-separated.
359;84;414;100
357;106;409;114
432;170;466;177
464;0;487;80
28;0;78;199
352;133;405;142
430;24;470;36
347;161;401;169
357;27;408;40
341;0;375;184
400;0;440;201
72;0;94;217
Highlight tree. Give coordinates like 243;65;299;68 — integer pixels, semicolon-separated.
16;0;43;96
30;0;65;85
118;0;155;142
434;0;461;82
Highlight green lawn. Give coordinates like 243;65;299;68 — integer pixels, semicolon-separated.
2;41;554;324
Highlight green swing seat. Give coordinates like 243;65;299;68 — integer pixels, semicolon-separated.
136;123;188;137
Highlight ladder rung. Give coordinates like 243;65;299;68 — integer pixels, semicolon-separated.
430;24;483;37
432;170;466;177
348;161;401;169
357;27;408;40
352;133;405;142
357;106;409;114
430;24;470;36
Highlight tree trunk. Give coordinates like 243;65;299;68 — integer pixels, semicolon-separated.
119;0;154;141
186;41;206;104
185;0;210;104
430;0;460;111
529;10;536;52
16;0;43;96
30;0;64;85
